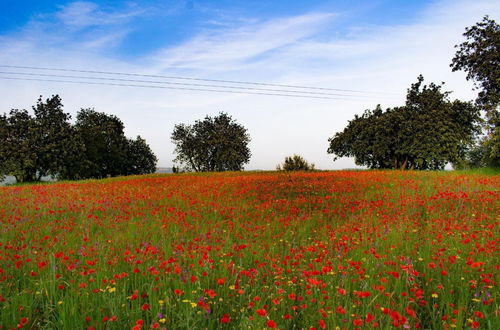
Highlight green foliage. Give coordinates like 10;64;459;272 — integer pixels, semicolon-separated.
32;96;80;180
456;127;500;169
0;96;158;182
126;136;158;175
0;109;39;182
451;15;499;112
75;109;129;178
171;112;251;172
451;16;500;164
328;76;480;170
0;114;6;181
276;155;315;171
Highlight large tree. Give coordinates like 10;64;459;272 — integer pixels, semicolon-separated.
74;109;158;179
1;97;158;182
0;109;38;182
328;76;480;170
32;95;80;180
0;114;6;181
171;112;251;172
75;109;130;179
451;16;500;166
0;96;78;182
126;136;158;175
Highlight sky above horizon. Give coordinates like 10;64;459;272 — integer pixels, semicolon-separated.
1;0;499;170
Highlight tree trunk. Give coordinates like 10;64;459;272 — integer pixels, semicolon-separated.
400;158;408;170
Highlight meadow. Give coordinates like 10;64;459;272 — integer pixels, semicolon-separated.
0;171;498;329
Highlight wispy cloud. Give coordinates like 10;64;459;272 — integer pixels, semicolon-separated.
55;1;143;29
1;1;144;53
152;12;336;72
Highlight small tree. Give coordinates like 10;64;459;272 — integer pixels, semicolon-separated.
171;112;251;172
277;155;315;171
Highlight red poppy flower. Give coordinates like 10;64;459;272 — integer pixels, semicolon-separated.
220;314;231;323
257;309;267;317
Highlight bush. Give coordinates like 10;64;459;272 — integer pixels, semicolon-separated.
276;155;315;171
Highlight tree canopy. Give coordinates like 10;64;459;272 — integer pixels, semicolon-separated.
0;96;158;182
451;16;499;111
0;96;74;182
171;112;251;172
126;136;158;175
75;109;130;179
451;16;500;167
327;76;480;170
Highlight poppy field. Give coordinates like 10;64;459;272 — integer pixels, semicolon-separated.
0;171;498;329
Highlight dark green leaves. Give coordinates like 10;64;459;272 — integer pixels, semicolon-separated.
0;96;158;182
451;16;500;167
451;16;500;111
327;76;480;170
171;112;251;172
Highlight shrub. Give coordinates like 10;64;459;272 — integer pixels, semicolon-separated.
276;155;315;171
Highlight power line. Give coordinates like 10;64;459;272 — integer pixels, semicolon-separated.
0;64;399;96
0;70;394;100
0;76;370;100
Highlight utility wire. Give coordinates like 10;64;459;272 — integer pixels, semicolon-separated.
0;71;394;100
0;64;399;96
0;76;371;100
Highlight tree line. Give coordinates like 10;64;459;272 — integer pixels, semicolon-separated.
0;95;157;182
1;17;498;179
170;16;498;172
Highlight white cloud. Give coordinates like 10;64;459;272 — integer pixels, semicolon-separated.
151;12;336;72
0;0;499;170
55;1;143;29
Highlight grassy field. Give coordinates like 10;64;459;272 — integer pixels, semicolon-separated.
0;171;498;329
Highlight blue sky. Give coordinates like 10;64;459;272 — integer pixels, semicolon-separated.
1;0;433;59
0;0;499;169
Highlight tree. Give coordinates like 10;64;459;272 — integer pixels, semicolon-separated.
327;76;480;170
75;109;129;178
451;16;499;111
451;16;500;166
0;113;9;181
276;155;315;171
1;109;39;182
126;136;158;175
1;96;158;182
0;96;84;182
32;95;80;180
171;112;251;172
